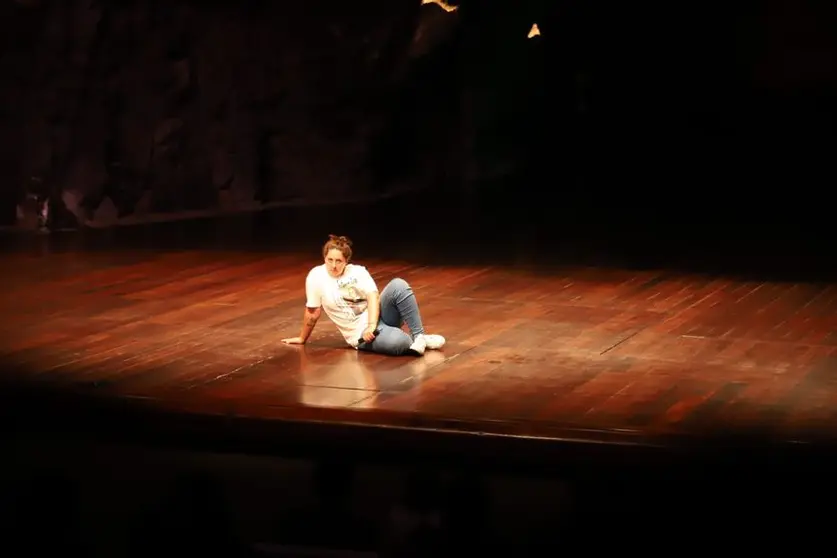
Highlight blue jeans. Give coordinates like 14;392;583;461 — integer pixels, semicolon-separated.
358;278;426;356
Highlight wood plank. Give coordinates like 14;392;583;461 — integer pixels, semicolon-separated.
2;233;837;451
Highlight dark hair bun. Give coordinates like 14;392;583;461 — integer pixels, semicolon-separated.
328;234;352;246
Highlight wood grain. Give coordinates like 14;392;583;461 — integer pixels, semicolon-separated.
1;234;836;450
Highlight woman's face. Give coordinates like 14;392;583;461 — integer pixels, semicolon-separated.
325;248;348;277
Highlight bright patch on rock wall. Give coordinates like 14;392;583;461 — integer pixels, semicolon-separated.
420;0;458;13
527;24;540;38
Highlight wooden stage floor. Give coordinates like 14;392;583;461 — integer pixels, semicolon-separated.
2;214;837;466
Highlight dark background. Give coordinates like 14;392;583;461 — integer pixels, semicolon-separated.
2;1;837;555
2;0;835;273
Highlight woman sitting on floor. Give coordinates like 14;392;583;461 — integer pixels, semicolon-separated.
281;234;445;356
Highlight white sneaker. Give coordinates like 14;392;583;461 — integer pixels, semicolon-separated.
422;334;446;350
408;335;427;355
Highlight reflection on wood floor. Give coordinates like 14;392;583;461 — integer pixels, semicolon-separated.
3;227;837;450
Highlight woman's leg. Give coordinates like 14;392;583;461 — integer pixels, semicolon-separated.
378;278;446;353
357;322;416;356
379;278;425;337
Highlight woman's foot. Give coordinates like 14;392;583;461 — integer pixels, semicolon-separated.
408;335;426;356
407;334;446;356
422;334;446;350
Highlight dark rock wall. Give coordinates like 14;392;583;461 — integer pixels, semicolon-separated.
0;0;835;229
0;0;442;228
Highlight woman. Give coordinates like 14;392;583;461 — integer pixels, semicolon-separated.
281;234;445;356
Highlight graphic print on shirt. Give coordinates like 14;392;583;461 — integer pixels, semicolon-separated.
335;275;368;318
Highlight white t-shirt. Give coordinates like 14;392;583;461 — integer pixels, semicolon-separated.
305;263;379;347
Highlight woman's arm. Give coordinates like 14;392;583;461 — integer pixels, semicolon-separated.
282;306;322;344
361;291;380;342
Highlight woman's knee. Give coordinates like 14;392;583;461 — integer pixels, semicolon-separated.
373;329;414;356
384;277;411;293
